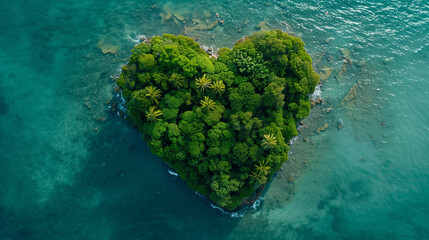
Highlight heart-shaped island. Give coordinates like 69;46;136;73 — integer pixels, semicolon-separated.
116;30;319;210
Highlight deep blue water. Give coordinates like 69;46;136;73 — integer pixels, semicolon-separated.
0;0;428;239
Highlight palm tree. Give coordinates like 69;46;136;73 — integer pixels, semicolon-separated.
249;170;262;184
144;86;162;104
211;80;225;95
255;160;271;176
169;73;184;89
200;96;216;113
249;169;267;184
195;74;212;92
145;106;163;122
261;134;277;149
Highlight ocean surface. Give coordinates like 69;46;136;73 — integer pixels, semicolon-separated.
0;0;428;239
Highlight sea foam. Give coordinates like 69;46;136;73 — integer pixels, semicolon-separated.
309;84;322;101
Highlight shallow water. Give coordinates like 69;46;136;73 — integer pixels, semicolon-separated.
0;0;428;239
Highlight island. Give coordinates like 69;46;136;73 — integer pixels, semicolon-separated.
116;30;319;210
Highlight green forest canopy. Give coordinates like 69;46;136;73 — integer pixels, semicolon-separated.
116;30;319;210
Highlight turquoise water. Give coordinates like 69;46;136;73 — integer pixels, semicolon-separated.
0;0;428;239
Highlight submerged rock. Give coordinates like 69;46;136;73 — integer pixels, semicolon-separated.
316;123;329;133
97;39;119;56
335;57;353;80
84;102;92;109
340;48;350;58
256;20;270;31
159;12;172;23
113;86;121;92
164;6;185;21
342;83;358;103
314;52;325;66
97;117;106;122
319;67;332;80
336;64;347;80
311;98;324;107
184;19;219;35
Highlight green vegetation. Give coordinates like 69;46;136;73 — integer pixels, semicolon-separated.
117;30;319;210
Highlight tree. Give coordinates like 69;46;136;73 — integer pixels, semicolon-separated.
249;160;270;184
144;86;162;104
211;80;225;95
196;74;212;92
262;82;285;110
145;106;163;122
255;160;270;175
249;169;267;184
261;134;277;149
210;173;239;207
229;82;261;112
200;96;216;113
169;73;184;89
138;53;155;71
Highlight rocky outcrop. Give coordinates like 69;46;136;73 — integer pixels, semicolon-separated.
316;123;329;134
319;67;333;81
342;83;358;103
256;20;270;31
241;184;265;206
335;57;353;80
97;39;119;56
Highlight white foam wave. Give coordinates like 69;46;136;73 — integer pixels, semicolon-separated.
413;45;424;53
110;74;120;80
209;195;264;217
127;34;146;45
230;212;245;218
289;136;298;144
200;45;218;58
251;196;264;210
195;192;207;199
210;204;244;218
309;84;322;101
168;170;179;177
118;91;127;113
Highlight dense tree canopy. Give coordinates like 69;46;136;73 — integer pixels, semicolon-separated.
117;30;319;210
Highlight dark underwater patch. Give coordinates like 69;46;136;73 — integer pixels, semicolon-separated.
0;94;9;116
